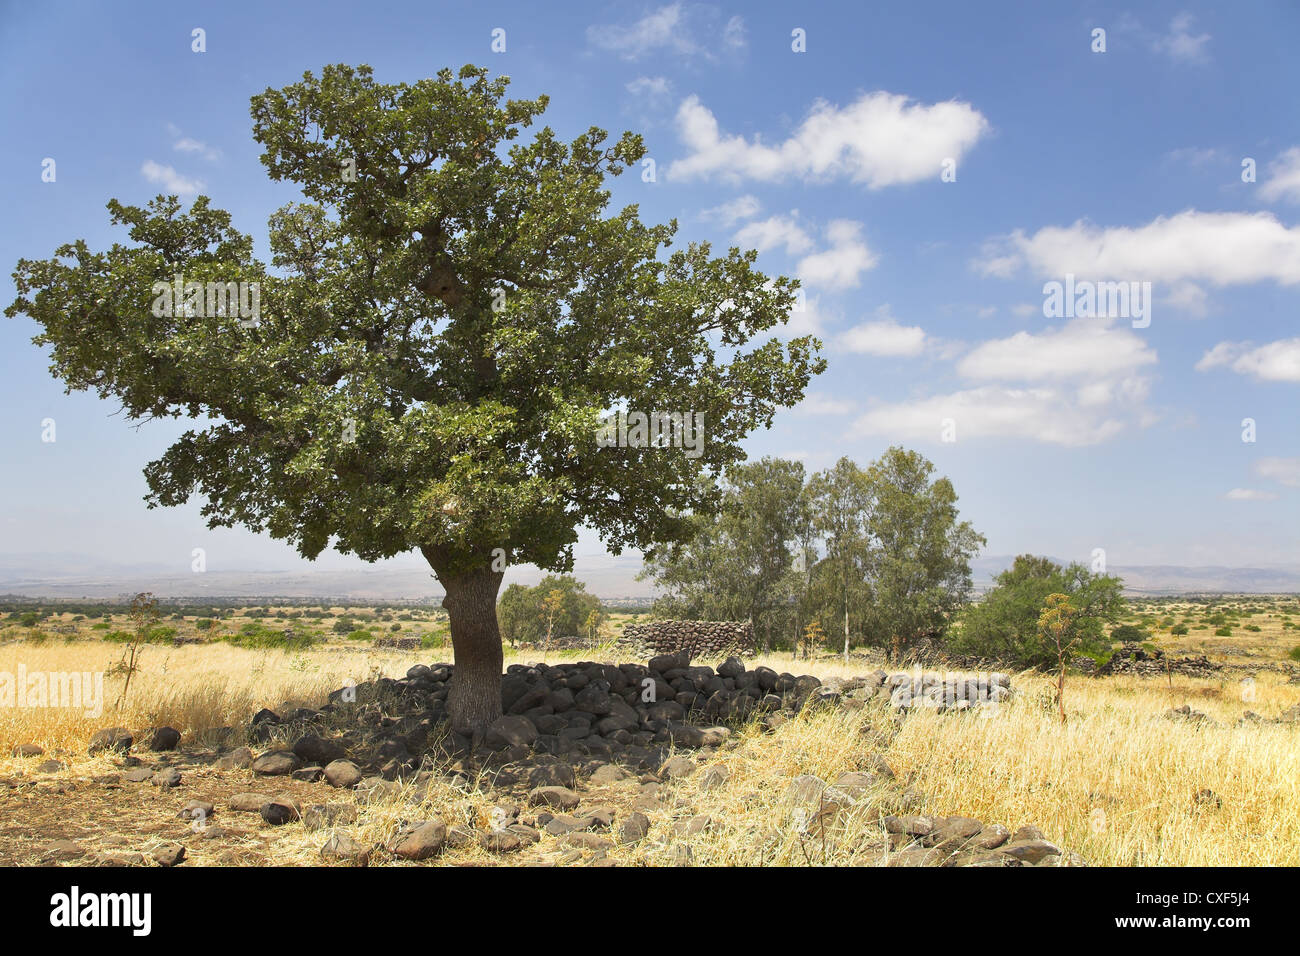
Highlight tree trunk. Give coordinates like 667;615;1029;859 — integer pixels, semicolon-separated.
433;561;505;737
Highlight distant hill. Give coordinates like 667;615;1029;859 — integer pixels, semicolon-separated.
0;551;1296;602
970;556;1300;595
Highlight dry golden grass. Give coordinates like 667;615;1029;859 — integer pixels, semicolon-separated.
2;620;1298;866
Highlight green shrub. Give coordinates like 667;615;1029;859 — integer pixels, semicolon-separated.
1170;623;1189;636
1214;626;1232;637
220;628;318;651
194;618;216;631
332;619;355;634
1288;646;1300;662
91;621;110;630
346;629;374;642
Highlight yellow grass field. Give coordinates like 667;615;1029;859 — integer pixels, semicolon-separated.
2;598;1297;867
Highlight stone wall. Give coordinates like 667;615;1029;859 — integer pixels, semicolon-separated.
619;620;754;661
1097;643;1221;678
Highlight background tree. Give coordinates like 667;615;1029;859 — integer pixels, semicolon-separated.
493;575;602;647
640;457;807;647
541;588;564;651
7;64;822;734
806;457;871;659
951;555;1124;667
861;447;985;660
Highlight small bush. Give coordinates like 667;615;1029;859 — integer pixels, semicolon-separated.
1214;626;1232;637
1287;646;1300;662
346;629;374;642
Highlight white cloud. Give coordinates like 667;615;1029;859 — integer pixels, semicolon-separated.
792;392;854;416
626;75;671;98
1164;281;1208;317
141;160;204;196
1260;147;1300;205
1254;458;1300;487
1224;488;1278;501
735;217;877;290
850;316;1158;446
796;220;876;289
700;194;760;226
850;386;1129;447
166;122;220;162
840;306;927;357
588;4;744;60
957;317;1158;382
734;214;814;255
974;210;1300;286
1152;12;1211;63
667;90;988;188
1196;338;1300;382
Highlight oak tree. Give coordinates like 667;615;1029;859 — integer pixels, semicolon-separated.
7;64;822;734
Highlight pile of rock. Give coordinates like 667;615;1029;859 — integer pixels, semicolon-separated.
1099;643;1220;678
884;671;1012;711
374;636;421;650
619;620;754;659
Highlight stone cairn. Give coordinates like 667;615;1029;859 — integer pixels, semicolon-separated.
619;620;755;660
56;654;1071;867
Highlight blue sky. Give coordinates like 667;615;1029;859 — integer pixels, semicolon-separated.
1;0;1298;586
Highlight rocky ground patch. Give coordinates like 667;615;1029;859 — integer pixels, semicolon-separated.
2;653;1087;868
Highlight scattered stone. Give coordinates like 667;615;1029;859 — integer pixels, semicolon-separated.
324;759;363;789
11;744;44;758
178;800;215;823
260;794;300;825
229;792;274;812
251;750;301;776
214;746;254;770
618;811;651;845
151;768;181;789
322;831;370;865
152;844;186;867
41;840;84;862
36;759;63;774
392;820;447;860
88;728;133;755
1000;839;1062;865
149;727;181;751
529;786;581;810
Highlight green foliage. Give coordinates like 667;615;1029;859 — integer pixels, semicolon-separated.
18;612;39;627
332;618;356;634
346;629;374;642
497;575;601;645
951;555;1124;667
194;618;216;631
641;456;810;647
6;63;823;587
1110;624;1150;643
642;448;983;658
220;626;318;650
1169;624;1189;636
1214;626;1233;636
1288;646;1300;662
103;625;176;644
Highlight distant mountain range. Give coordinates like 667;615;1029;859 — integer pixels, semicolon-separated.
0;552;1297;602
